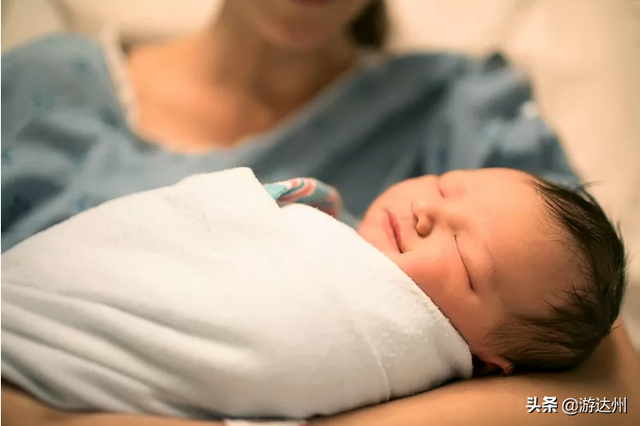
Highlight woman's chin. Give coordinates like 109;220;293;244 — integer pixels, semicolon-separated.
265;23;341;51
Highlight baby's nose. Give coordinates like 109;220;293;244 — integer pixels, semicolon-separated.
412;201;433;236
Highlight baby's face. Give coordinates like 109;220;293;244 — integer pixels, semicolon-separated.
358;169;572;368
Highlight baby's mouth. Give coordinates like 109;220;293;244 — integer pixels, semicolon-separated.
387;211;403;253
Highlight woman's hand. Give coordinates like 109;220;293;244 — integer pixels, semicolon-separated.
3;322;639;426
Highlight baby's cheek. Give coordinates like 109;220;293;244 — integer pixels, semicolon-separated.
398;250;455;297
358;210;397;255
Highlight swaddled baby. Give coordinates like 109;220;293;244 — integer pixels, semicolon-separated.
1;168;626;420
356;168;626;375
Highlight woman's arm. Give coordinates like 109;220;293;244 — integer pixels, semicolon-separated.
316;322;640;426
4;322;639;426
1;383;223;426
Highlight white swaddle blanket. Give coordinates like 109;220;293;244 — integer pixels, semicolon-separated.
1;168;472;419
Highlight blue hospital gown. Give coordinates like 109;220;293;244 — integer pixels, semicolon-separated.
1;35;577;251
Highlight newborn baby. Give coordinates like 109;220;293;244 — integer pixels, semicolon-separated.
1;168;626;420
356;168;626;375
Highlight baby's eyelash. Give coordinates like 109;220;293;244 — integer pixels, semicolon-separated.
453;234;475;291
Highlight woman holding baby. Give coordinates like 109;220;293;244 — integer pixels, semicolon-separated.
2;0;639;425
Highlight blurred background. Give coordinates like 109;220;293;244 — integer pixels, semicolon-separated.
2;0;640;353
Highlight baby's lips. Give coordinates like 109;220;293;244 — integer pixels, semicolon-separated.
380;209;402;255
357;210;389;248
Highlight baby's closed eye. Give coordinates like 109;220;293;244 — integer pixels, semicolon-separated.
454;233;475;292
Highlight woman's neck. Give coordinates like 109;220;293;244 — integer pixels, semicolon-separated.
196;1;358;113
126;3;360;150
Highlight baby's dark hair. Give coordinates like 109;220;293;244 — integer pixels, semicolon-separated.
489;177;627;373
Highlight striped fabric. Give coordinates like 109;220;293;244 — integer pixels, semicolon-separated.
264;178;343;219
264;178;361;229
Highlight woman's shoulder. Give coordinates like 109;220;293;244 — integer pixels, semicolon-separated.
362;51;481;87
343;50;502;115
362;51;532;122
4;33;99;59
2;33;126;138
376;51;466;72
3;33;109;78
2;33;116;108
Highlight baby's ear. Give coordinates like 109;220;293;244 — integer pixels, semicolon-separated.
472;354;514;377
